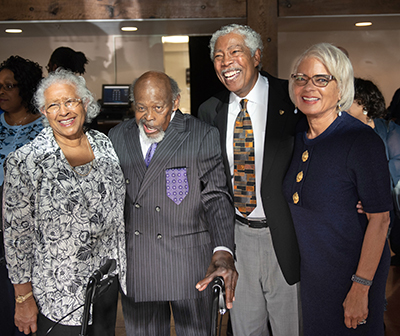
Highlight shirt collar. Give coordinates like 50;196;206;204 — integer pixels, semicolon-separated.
228;73;268;108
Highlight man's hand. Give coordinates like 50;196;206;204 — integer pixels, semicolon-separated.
195;250;238;309
356;201;365;214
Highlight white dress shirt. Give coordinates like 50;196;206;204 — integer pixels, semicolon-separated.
227;73;269;219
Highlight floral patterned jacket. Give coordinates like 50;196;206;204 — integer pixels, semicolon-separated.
3;127;126;325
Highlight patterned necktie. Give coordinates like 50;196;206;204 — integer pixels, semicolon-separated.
144;142;158;167
233;99;256;217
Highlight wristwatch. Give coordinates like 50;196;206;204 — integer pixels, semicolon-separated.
15;291;33;303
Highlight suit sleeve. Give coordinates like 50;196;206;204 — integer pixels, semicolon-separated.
198;99;217;126
197;126;235;251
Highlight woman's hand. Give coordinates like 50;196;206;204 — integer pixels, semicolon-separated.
14;283;38;334
342;282;369;329
15;296;38;334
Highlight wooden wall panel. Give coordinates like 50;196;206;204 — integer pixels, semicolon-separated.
248;0;278;76
279;0;400;17
0;0;246;21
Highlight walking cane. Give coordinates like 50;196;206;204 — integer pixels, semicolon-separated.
210;276;227;336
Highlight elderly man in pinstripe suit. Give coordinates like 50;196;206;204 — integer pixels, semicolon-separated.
109;71;237;336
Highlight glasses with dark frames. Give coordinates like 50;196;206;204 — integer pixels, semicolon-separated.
291;73;336;87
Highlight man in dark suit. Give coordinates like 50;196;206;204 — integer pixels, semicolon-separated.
109;71;238;336
198;24;302;335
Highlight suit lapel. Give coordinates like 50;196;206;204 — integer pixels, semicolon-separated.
136;111;190;200
262;74;292;178
124;121;147;181
214;94;234;194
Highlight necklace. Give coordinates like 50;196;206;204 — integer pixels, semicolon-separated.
14;114;30;126
69;136;95;177
5;113;30;126
71;160;94;177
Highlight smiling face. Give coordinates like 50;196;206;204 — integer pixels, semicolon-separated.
42;83;86;141
213;32;260;98
133;72;180;142
0;68;24;113
293;57;341;121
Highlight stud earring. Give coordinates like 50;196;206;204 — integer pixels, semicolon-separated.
363;110;368;115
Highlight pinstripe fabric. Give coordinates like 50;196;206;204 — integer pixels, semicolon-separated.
121;293;211;336
108;110;235;304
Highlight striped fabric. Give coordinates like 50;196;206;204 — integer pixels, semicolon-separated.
233;99;256;217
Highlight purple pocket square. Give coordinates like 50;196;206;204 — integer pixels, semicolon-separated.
166;168;189;205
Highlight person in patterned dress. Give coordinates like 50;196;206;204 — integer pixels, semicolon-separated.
3;69;126;336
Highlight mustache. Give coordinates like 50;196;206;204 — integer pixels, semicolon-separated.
221;67;241;75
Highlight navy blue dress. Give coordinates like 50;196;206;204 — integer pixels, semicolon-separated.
283;112;392;335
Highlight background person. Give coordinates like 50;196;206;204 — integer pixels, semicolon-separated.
198;24;302;336
349;77;400;267
0;55;43;336
284;43;392;335
3;69;126;335
47;46;88;75
109;71;237;335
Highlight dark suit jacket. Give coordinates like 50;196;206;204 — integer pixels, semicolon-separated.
198;71;301;285
109;110;235;302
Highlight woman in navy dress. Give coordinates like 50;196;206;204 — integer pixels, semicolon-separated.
283;43;392;335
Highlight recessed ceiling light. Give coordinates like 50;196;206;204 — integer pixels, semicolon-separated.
355;22;372;27
121;26;138;32
5;29;23;34
162;36;189;43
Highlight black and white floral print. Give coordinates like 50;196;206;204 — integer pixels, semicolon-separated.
3;127;126;325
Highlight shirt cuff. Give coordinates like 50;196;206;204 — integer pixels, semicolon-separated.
213;246;233;256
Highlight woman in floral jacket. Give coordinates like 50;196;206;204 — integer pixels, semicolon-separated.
3;69;126;336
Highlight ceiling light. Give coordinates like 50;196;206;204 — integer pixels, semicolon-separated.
162;36;189;43
5;29;22;34
355;22;372;27
121;26;138;32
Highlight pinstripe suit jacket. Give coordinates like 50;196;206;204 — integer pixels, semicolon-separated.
109;110;235;302
198;71;302;285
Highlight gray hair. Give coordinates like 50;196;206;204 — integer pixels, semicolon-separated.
289;43;354;112
129;73;181;105
34;68;100;122
209;24;264;70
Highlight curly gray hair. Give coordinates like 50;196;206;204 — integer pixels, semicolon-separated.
289;43;354;112
34;68;100;122
209;24;263;70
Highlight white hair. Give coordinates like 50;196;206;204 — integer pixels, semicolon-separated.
289;43;354;112
209;24;263;70
34;68;100;122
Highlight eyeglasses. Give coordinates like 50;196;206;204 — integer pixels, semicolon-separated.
0;83;18;91
291;73;336;87
45;98;82;114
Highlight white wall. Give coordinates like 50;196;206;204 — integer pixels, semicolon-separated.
2;28;400;110
0;34;165;102
163;42;190;114
278;30;400;107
